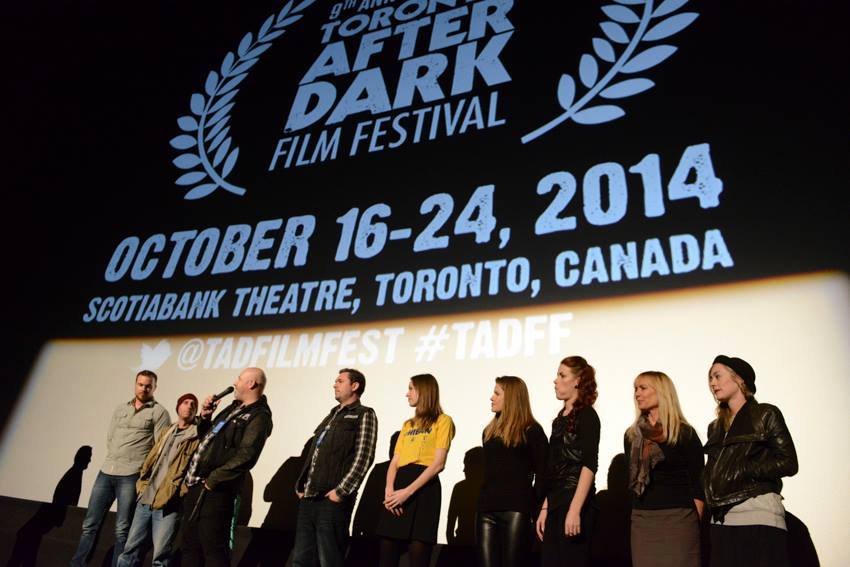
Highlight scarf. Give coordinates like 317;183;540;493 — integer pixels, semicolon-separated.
628;414;666;497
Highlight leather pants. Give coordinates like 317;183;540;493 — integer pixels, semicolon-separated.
476;511;531;567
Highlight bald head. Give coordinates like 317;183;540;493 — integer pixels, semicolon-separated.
246;367;266;389
233;367;267;405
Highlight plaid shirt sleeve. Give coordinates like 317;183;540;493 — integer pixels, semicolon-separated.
335;408;377;497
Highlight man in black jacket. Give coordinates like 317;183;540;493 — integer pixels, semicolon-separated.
181;367;273;567
292;368;378;567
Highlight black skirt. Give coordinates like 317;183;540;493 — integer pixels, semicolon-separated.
375;464;442;544
709;523;790;567
541;498;596;567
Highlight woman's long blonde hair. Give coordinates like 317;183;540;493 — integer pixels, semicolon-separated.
406;373;443;431
483;376;539;448
627;371;690;445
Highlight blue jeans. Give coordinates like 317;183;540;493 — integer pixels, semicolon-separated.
116;502;180;567
70;471;139;567
292;497;352;567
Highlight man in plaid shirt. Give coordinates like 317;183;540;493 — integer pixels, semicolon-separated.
292;368;378;567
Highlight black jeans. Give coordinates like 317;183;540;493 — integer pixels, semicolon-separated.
476;511;531;567
180;484;237;567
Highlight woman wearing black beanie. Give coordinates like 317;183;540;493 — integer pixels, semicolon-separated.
703;355;798;566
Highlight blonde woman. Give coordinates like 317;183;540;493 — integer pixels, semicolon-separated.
376;374;455;567
624;371;704;566
477;376;548;567
704;355;797;567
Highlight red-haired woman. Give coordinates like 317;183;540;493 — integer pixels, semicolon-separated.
477;376;548;567
536;356;600;567
377;374;455;567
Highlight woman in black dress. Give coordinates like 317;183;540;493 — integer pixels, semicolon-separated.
536;356;600;567
477;376;548;567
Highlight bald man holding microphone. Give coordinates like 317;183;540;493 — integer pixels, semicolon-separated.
180;368;273;567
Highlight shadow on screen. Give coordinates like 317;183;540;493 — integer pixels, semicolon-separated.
589;452;631;567
5;446;92;567
348;431;400;567
434;446;484;566
235;440;310;567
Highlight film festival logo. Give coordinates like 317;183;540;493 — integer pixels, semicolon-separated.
170;0;697;200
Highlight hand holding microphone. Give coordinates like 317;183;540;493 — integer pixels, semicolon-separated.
201;386;234;418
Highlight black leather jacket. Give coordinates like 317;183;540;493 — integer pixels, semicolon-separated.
195;396;273;492
703;400;797;512
544;406;600;508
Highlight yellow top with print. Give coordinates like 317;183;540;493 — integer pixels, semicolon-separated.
395;413;455;467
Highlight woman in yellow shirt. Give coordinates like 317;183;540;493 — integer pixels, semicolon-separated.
376;373;455;567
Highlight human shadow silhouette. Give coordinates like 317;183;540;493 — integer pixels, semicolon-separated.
235;440;310;567
348;431;400;567
436;446;484;567
445;446;485;546
5;446;92;567
590;452;631;567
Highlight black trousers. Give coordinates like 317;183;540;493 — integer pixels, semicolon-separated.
476;510;532;567
180;484;237;567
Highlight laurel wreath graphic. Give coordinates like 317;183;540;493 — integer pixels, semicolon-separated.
170;0;316;200
521;0;698;144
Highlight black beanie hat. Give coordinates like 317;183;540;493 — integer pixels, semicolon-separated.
712;355;756;395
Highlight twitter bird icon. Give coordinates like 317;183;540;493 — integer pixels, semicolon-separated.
134;339;171;372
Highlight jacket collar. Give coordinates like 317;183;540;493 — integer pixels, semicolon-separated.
231;394;270;413
706;399;761;449
175;421;199;439
246;394;270;411
333;398;362;413
728;399;755;432
163;419;199;438
722;399;766;444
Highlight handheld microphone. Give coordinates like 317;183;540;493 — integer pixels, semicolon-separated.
211;386;234;403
